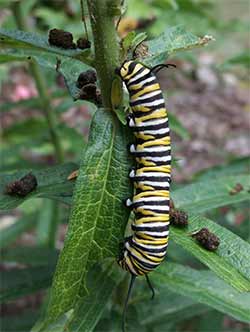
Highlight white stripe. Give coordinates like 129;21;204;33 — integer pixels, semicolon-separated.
140;181;170;187
140;99;165;107
143;155;172;162
133;196;169;203
135;172;170;178
129;76;155;87
134;146;171;153
139;127;170;135
133;241;168;250
128;69;150;83
134;90;161;101
138;205;170;211
142;230;169;237
133;222;169;228
135;118;168;127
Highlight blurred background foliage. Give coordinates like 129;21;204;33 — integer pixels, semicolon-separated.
0;0;249;331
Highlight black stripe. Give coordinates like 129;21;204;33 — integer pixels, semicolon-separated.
132;121;169;132
125;67;146;83
128;250;157;270
132;225;169;232
130;94;164;107
132;240;168;254
127;61;137;75
131;200;169;207
128;78;158;93
131;149;171;158
131;175;171;182
127;72;153;87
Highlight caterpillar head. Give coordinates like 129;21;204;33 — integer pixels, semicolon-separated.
115;60;139;81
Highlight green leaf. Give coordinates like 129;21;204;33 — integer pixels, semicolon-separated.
0;266;54;303
141;25;212;66
45;109;133;323
1;246;59;266
172;174;250;213
0;213;37;249
171;214;250;291
0;28;94;99
0;162;77;211
153;263;250;323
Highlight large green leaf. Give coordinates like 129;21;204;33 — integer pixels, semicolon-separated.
172;174;250;213
0;162;77;211
45;109;133;323
171;214;250;291
0;266;54;303
153;263;250;323
141;25;208;66
0;28;93;99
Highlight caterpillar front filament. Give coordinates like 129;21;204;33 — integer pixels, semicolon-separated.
116;60;172;331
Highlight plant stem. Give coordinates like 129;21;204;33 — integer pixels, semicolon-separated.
87;0;120;110
12;2;64;164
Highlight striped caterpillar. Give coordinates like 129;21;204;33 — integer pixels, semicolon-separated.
116;60;174;331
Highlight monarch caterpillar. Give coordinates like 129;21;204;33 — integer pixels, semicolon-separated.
116;60;174;331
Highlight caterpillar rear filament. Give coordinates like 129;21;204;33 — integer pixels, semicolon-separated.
116;60;173;331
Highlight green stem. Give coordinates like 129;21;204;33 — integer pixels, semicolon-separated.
12;2;64;164
87;0;120;110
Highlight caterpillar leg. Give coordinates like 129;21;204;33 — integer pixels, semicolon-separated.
126;113;135;127
122;274;136;332
145;274;155;300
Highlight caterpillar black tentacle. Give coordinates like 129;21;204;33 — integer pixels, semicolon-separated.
116;60;172;331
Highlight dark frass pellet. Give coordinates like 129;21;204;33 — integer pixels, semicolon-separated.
76;37;91;49
48;28;75;49
170;209;188;227
5;173;37;197
229;183;244;195
79;83;97;100
76;70;97;89
192;228;220;251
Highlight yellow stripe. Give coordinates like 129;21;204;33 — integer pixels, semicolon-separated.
135;216;170;224
137;137;170;149
134;190;169;199
136;237;168;245
136;166;171;174
134;109;167;122
134;132;154;140
135;157;155;166
131;84;160;100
